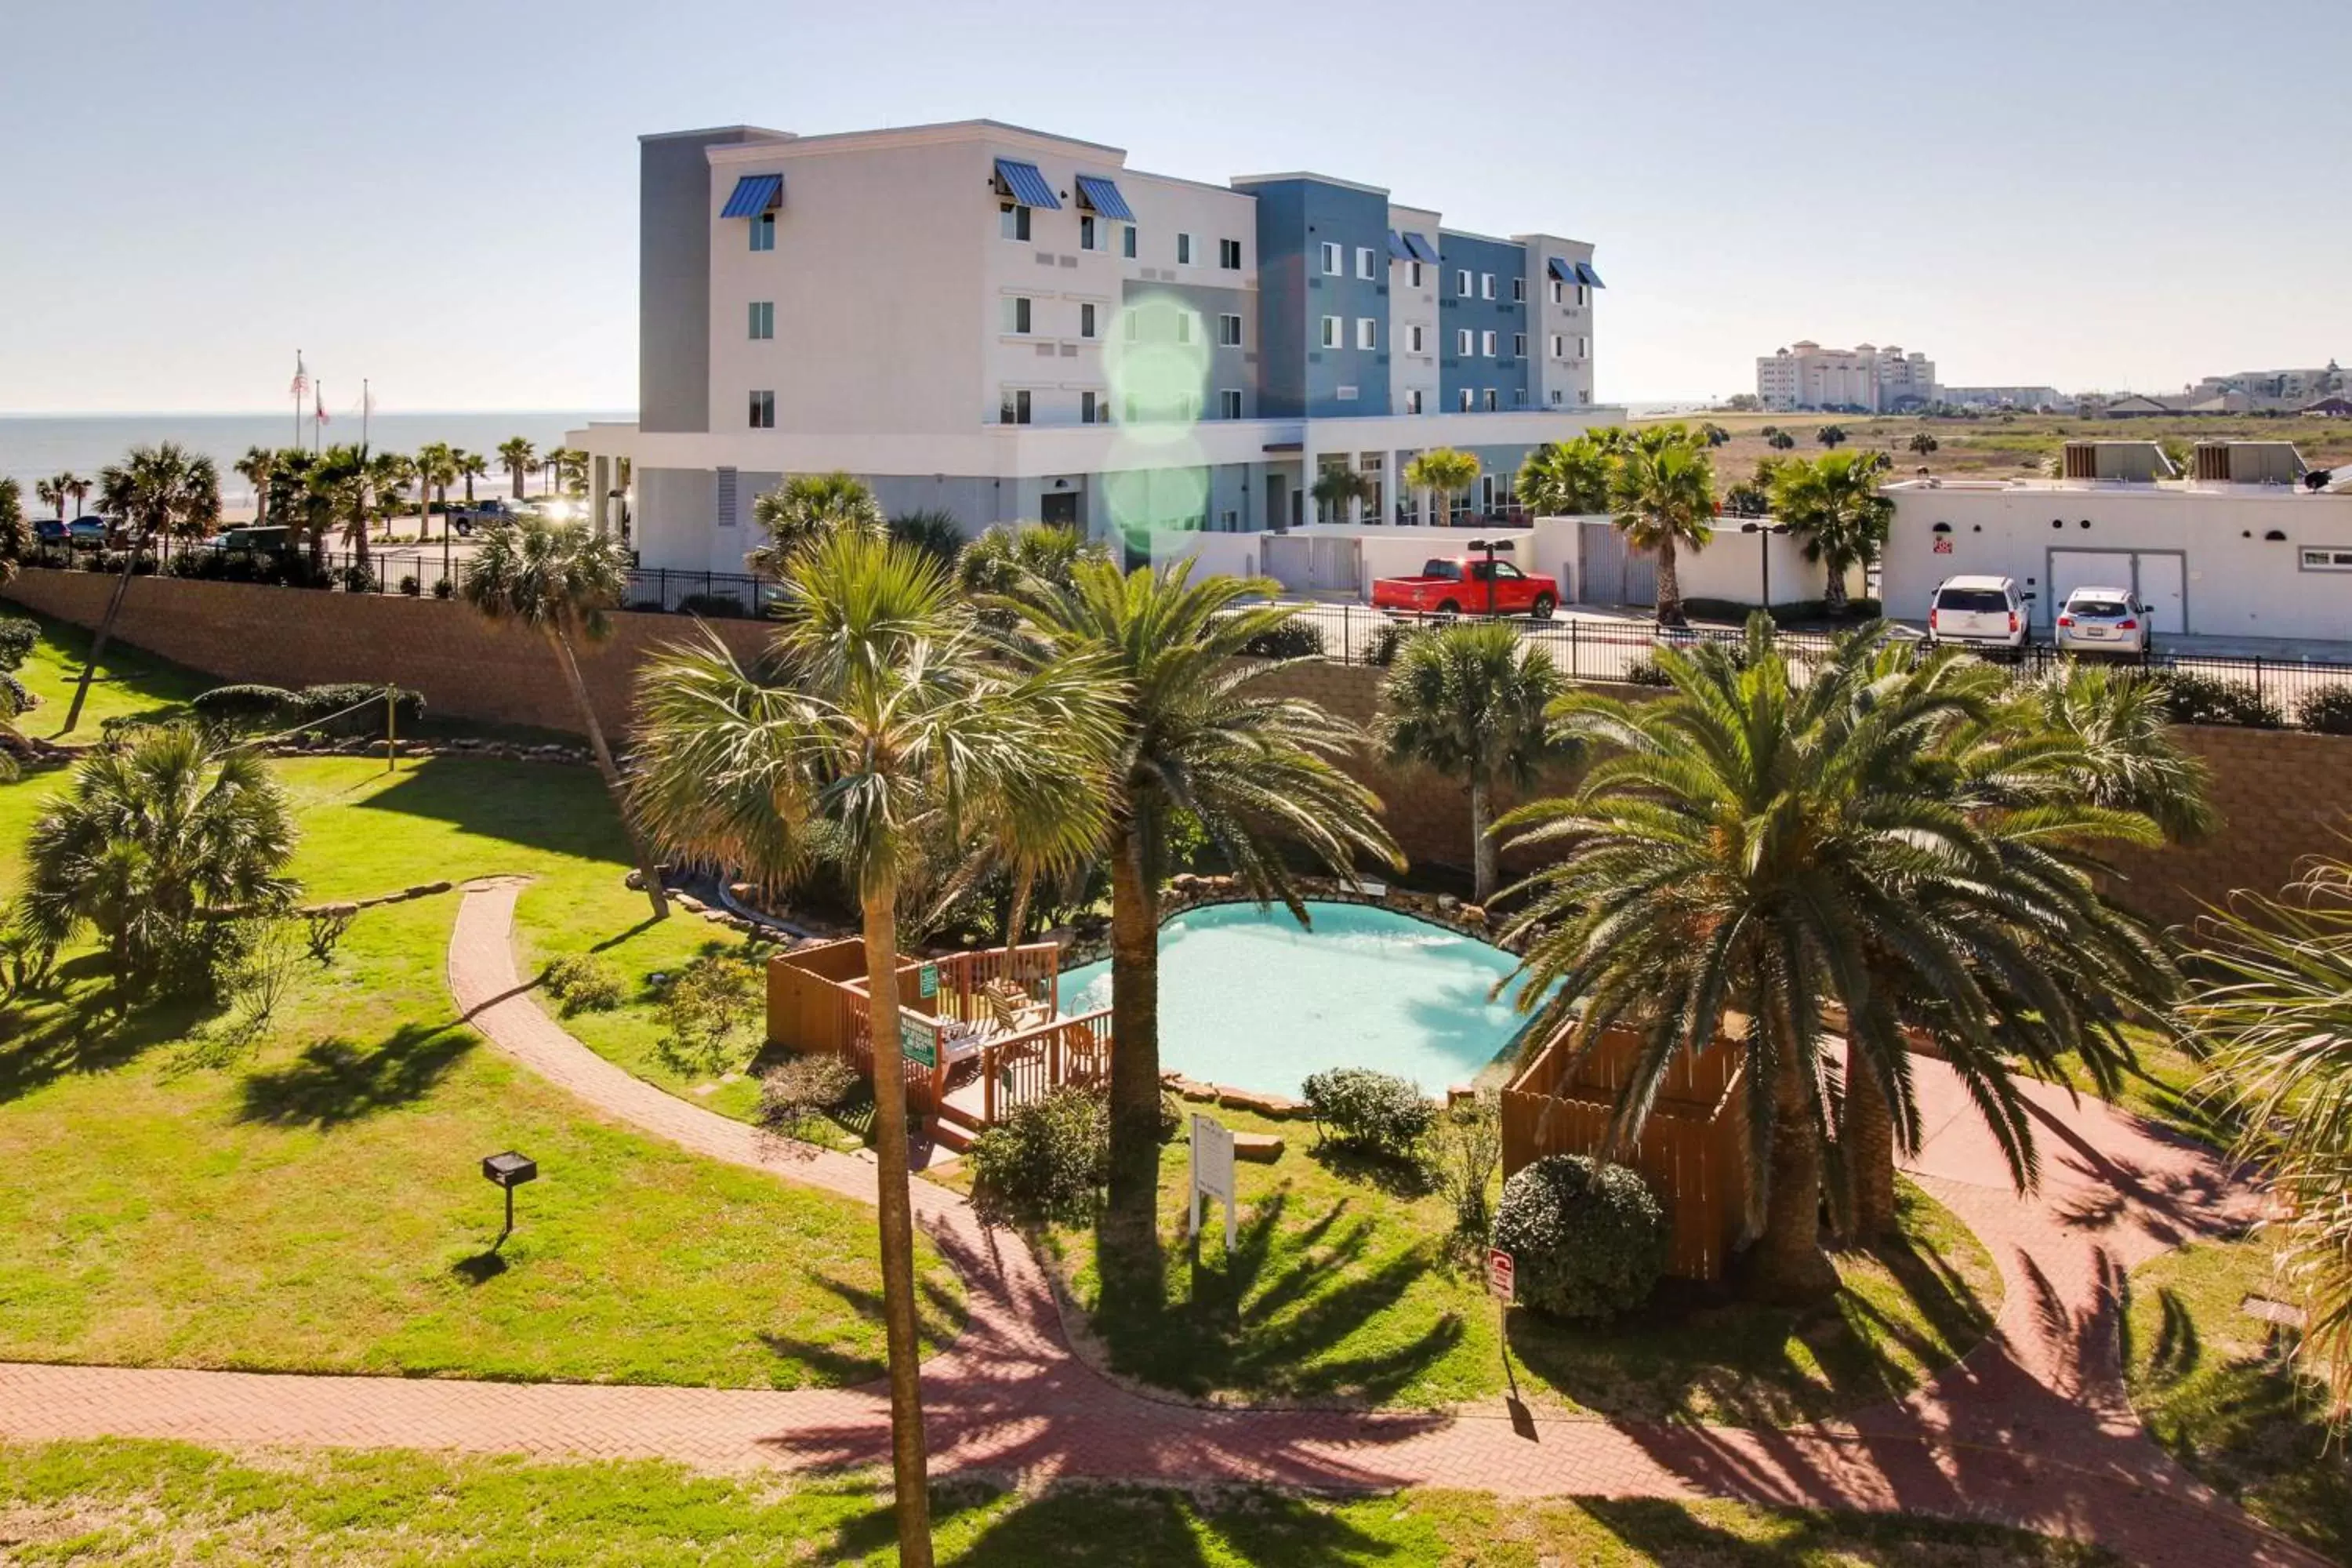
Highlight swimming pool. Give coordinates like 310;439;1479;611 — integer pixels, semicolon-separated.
1058;901;1548;1101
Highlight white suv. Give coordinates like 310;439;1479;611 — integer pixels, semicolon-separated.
2054;586;2149;657
1926;575;2032;654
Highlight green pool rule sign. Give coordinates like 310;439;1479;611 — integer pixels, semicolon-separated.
899;1013;936;1069
917;963;938;1000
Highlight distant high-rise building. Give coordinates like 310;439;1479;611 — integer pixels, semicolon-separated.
1755;341;1936;413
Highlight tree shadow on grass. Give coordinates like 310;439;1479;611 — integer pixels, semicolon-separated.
0;964;213;1106
234;1021;474;1130
1305;1141;1435;1200
944;1483;1399;1567
752;1268;971;1385
1575;1494;2096;1565
350;756;622;860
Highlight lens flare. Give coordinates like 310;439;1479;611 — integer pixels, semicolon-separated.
1101;294;1214;553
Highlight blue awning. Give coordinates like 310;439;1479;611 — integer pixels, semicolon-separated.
1387;229;1412;261
1073;174;1134;221
994;158;1062;209
1576;261;1606;289
1403;231;1439;263
720;173;782;219
1547;256;1577;283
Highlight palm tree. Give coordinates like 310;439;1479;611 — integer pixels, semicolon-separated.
1606;423;1715;628
630;531;1120;1568
746;472;886;575
1766;450;1893;616
371;452;418;543
1497;620;2173;1298
1816;424;1849;449
37;470;86;525
66;444;220;734
234;448;275;527
1403;448;1480;527
20;723;299;997
1694;420;1731;448
1377;620;1570;904
1908;432;1940;457
887;509;963;567
309;445;375;577
459;517;670;921
1007;559;1399;1267
498;437;536;501
0;477;24;582
557;448;590;496
414;442;459;541
1516;436;1615;517
2023;663;2217;844
955;521;1106;601
1309;466;1375;525
456;449;488;506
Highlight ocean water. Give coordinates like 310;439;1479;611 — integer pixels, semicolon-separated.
1059;900;1550;1102
0;412;630;510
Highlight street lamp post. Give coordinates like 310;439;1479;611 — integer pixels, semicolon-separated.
1739;521;1790;614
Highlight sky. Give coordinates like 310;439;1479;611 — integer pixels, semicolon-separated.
5;0;2347;415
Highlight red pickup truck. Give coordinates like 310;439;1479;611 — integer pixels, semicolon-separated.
1371;557;1559;619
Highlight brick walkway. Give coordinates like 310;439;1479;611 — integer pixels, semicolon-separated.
0;878;2320;1566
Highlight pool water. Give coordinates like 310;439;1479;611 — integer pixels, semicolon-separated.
1058;901;1548;1101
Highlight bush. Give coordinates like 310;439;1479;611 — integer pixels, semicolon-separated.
1491;1154;1666;1321
0;673;33;716
2298;687;2352;735
678;592;748;619
1429;1092;1503;1239
397;574;421;597
337;564;378;594
967;1083;1108;1229
0;617;39;672
656;953;763;1075
1240;616;1326;660
1302;1066;1435;1159
1364;621;1421;668
1621;658;1672;687
2163;670;2281;729
432;577;454;600
290;684;426;736
542;953;623;1014
758;1051;858;1135
192;684;298;728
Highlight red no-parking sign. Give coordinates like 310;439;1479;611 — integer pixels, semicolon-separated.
1487;1247;1515;1304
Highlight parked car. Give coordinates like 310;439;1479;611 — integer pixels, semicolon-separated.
1371;557;1559;619
1925;574;2031;655
67;517;107;549
2053;585;2149;657
444;499;519;536
33;519;68;546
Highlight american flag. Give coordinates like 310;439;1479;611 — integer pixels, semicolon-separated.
314;389;329;426
290;352;308;400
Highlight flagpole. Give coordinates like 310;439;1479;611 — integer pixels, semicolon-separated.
361;379;370;456
293;350;303;446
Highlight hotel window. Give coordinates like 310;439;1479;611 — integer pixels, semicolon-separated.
1483;389;1498;412
1356;318;1378;350
1407;260;1423;288
1407;324;1425;353
1123;309;1142;342
750;212;775;252
1219;388;1243;419
1405;388;1423;414
1081;390;1102;423
748;390;775;428
1550;389;1563;405
1514;388;1528;408
1548;278;1563;304
1218;312;1243;347
748;300;774;339
999;202;1029;241
1579;335;1588;358
1174;312;1192;345
1577;285;1588;307
1511;277;1525;302
1457;268;1472;296
1550;333;1565;358
1123;224;1138;259
1481;330;1496;357
1456;328;1472;355
1320;315;1341;348
1219;238;1242;269
1080;301;1098;339
1079;214;1099;250
1479;273;1494;299
1000;387;1032;425
1356;246;1376;279
1321;241;1343;275
1177;232;1194;264
1001;296;1033;335
1457;387;1474;412
1512;332;1526;358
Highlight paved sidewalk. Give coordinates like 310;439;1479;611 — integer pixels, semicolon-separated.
0;878;2320;1566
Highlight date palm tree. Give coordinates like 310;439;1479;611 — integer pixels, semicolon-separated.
630;529;1119;1568
1005;559;1399;1269
954;521;1106;600
1498;619;2172;1298
1403;448;1480;527
2023;662;2216;844
1378;620;1570;904
1606;423;1715;628
460;517;670;921
67;444;220;734
233;448;275;527
1515;435;1615;517
746;471;886;575
1766;450;1893;616
498;437;536;500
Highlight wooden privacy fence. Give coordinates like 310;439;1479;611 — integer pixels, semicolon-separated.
1501;1026;1753;1283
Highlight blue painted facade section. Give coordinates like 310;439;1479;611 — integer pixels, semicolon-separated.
1437;230;1530;416
1240;177;1392;419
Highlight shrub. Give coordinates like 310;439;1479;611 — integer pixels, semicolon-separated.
656;953;763;1075
2298;687;2352;735
678;592;748;619
758;1051;858;1135
1240;616;1326;660
0;617;39;672
0;673;33;715
1621;658;1672;687
1364;621;1420;668
337;564;378;594
1429;1092;1503;1239
2163;670;2281;729
1492;1154;1667;1321
397;574;421;597
432;578;455;600
1302;1066;1435;1158
192;684;298;728
543;953;623;1014
967;1083;1108;1229
291;684;426;736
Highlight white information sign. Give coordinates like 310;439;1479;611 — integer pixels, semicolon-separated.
1189;1112;1237;1251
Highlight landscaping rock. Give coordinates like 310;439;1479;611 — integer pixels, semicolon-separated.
1217;1086;1305;1119
624;869;644;890
677;895;706;913
1232;1131;1285;1163
406;881;452;898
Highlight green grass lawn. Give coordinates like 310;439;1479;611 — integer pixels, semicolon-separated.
5;608;211;742
2034;1029;2237;1151
2124;1232;2352;1562
0;1438;2116;1566
1032;1104;1999;1422
0;753;960;1388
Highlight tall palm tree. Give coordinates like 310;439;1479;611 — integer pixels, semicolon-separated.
0;477;24;582
20;723;299;996
1309;466;1375;525
955;521;1105;600
1006;560;1399;1265
36;470;86;524
1606;423;1715;627
554;448;589;496
234;448;275;527
456;449;488;506
1766;450;1893;615
1515;436;1615;517
746;472;887;575
308;445;376;577
1403;448;1479;527
414;443;459;541
1497;619;2172;1298
459;517;670;921
371;452;418;543
498;437;536;500
66;444;220;734
630;531;1118;1568
1377;620;1570;904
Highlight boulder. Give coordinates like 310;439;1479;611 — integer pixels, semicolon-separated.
1217;1086;1305;1119
1232;1131;1285;1163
